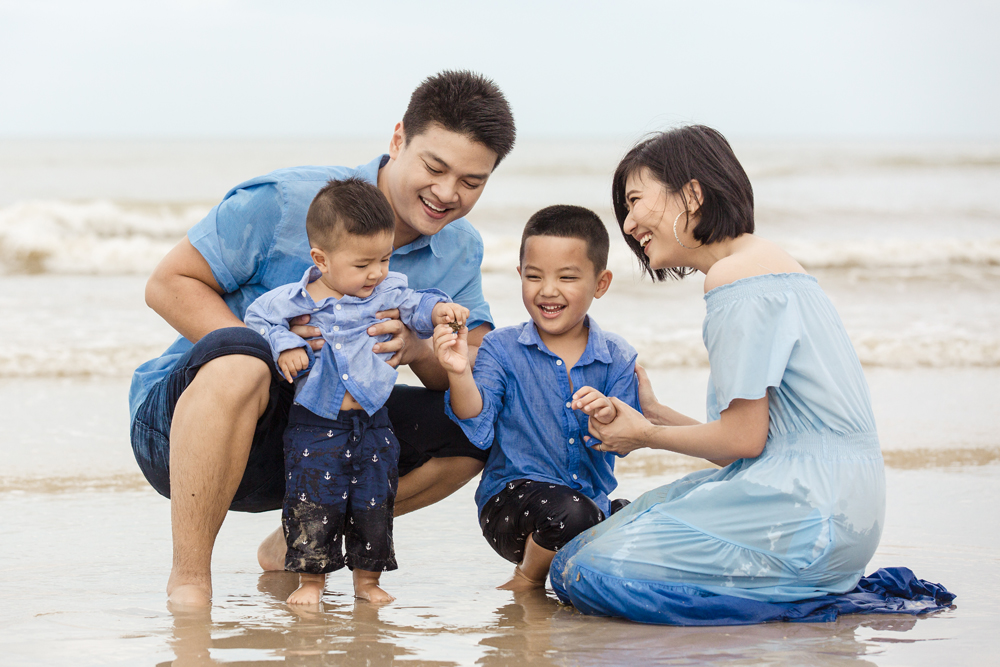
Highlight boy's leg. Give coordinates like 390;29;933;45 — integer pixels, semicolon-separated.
344;409;399;603
387;385;488;516
480;480;605;590
288;573;327;605
131;328;291;606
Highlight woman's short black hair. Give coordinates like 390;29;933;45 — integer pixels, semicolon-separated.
611;125;754;281
402;70;516;168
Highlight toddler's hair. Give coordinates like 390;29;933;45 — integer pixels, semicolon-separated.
306;177;395;249
519;205;610;273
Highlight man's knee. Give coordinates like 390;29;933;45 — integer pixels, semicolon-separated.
443;456;485;485
187;354;272;415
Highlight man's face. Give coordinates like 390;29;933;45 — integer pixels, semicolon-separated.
381;122;498;242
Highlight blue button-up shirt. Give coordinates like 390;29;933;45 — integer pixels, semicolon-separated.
445;317;641;516
244;267;447;419
129;154;493;422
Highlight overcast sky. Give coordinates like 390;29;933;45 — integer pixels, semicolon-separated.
1;0;997;140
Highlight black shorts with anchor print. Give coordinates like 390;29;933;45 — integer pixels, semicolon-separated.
478;479;630;563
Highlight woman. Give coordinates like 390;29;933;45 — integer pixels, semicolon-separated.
552;125;886;624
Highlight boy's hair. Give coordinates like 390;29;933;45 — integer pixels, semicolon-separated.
306;177;395;249
519;205;610;273
402;70;516;168
611;125;754;281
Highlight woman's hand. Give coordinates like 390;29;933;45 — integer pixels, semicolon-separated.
585;397;653;456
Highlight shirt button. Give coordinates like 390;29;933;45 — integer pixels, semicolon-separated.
572;474;578;480
259;327;266;335
313;307;319;312
565;402;572;409
300;290;307;297
335;304;342;310
556;360;563;366
333;326;340;331
569;438;575;444
342;374;349;380
335;343;342;350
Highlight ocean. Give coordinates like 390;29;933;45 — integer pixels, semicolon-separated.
1;137;997;665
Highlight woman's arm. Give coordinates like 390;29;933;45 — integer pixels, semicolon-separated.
590;395;769;467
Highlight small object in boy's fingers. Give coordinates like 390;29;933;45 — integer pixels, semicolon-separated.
449;321;462;333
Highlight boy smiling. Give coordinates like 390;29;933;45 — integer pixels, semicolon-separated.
433;205;641;590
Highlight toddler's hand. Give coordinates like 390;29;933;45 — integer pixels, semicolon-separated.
572;386;617;425
432;302;470;329
277;347;310;384
433;323;469;375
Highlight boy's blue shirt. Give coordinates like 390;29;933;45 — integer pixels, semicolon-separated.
244;266;448;420
445;317;641;516
128;154;494;422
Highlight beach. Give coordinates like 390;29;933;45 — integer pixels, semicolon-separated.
1;137;998;665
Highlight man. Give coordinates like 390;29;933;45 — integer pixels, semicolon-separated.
129;70;516;606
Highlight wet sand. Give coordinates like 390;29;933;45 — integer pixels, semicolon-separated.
1;376;996;666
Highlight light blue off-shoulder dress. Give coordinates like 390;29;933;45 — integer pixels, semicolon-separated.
550;273;886;621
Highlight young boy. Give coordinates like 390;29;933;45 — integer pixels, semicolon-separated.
433;205;641;591
245;178;468;605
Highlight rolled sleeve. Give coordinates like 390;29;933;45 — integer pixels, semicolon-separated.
396;288;450;339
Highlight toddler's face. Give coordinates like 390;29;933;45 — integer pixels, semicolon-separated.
313;231;394;298
519;235;610;340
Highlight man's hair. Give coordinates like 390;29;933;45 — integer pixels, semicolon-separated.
306;177;395;249
402;70;516;168
519;205;610;273
611;125;755;281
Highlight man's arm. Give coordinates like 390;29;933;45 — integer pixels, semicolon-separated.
145;237;242;342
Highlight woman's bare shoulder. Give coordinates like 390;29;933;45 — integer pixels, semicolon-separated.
703;237;806;293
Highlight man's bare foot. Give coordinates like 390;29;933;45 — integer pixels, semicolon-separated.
167;582;212;607
257;526;287;571
353;569;394;604
497;565;546;592
287;573;325;605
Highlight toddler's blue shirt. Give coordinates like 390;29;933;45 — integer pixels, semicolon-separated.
245;266;447;419
445;317;641;516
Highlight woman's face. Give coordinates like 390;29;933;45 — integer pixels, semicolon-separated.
621;168;691;270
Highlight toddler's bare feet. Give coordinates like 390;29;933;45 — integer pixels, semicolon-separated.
497;565;546;591
353;569;394;604
287;573;325;605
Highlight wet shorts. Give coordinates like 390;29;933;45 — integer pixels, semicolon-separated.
479;479;630;563
130;327;488;513
283;405;398;574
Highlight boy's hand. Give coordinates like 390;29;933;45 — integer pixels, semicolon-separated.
432;302;470;329
432;322;470;375
277;347;310;384
572;386;617;425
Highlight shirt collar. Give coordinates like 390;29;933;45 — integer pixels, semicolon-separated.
516;316;613;367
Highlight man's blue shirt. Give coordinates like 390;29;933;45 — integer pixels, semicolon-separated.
129;154;494;421
245;267;448;420
445;317;641;516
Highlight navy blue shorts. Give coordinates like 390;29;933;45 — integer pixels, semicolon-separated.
480;480;630;563
130;327;487;513
283;405;398;574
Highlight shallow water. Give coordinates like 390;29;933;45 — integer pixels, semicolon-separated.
1;377;996;666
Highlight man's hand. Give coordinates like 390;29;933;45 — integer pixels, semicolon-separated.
432;323;470;375
277;347;309;383
369;308;424;368
572;386;618;424
288;314;324;352
432;302;470;329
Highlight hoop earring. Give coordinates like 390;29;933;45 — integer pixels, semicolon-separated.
673;211;694;249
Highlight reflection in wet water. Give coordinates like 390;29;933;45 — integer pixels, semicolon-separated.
155;572;946;666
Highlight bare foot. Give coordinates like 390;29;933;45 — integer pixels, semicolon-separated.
287;573;325;605
257;526;287;571
497;565;545;592
167;582;212;608
353;569;394;604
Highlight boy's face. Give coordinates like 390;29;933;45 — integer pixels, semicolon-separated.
310;231;394;299
382;122;497;241
518;235;612;341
